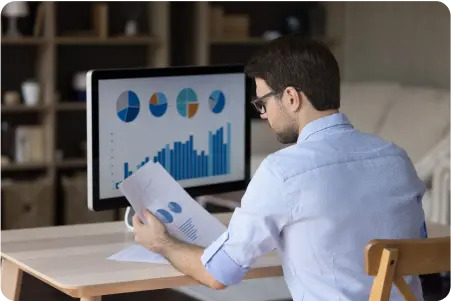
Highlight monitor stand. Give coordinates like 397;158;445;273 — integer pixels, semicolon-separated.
124;206;135;231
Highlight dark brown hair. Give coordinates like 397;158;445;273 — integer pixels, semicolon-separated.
245;35;340;110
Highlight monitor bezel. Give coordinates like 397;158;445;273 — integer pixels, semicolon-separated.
87;65;252;211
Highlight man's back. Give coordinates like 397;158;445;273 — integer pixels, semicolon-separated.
266;113;426;300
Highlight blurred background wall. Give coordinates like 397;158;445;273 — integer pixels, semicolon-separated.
330;2;449;88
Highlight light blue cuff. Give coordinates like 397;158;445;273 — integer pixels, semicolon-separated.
201;231;249;285
204;249;249;285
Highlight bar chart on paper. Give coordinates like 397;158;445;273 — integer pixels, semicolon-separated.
115;123;232;188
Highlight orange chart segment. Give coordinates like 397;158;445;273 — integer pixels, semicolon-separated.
188;103;199;118
150;94;159;105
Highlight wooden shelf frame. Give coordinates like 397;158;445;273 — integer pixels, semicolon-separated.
1;2;170;228
193;2;338;65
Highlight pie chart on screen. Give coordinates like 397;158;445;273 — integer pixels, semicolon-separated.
149;92;168;117
209;90;226;113
116;90;140;122
177;88;198;118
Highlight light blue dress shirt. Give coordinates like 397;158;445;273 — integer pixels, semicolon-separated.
201;113;426;301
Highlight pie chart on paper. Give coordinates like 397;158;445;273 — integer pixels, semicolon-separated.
209;90;226;114
177;88;199;119
149;92;168;117
116;90;140;122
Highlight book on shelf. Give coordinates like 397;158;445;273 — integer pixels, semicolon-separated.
15;126;46;163
222;14;250;39
92;3;109;38
209;5;224;39
33;3;45;37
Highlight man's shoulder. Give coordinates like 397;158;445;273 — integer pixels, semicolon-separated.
261;143;329;181
262;131;410;181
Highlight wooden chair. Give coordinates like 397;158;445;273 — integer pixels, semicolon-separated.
365;236;450;301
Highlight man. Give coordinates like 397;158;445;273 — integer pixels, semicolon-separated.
133;35;426;300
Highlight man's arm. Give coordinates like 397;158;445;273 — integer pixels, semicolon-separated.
132;212;226;290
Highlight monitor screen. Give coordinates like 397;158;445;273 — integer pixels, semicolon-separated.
87;66;251;211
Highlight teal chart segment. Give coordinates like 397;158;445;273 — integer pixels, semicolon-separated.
177;88;199;118
116;90;140;122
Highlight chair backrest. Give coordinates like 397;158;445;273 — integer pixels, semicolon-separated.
365;236;450;301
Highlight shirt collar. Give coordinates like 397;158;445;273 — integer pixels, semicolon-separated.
298;113;352;143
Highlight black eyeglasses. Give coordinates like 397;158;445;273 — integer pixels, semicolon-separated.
250;91;279;114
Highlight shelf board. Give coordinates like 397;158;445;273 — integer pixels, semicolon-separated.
210;37;269;45
1;37;47;45
56;159;87;169
56;102;86;111
2;162;49;172
56;36;159;45
210;36;338;46
2;105;47;113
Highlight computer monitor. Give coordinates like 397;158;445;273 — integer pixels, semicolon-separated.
87;65;251;211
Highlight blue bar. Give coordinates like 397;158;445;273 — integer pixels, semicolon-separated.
175;142;179;180
227;123;231;173
202;153;205;177
158;151;162;165
124;162;129;180
186;140;189;179
213;133;217;175
193;150;197;179
161;149;167;168
208;132;213;176
170;149;174;177
201;152;205;177
189;136;193;179
153;156;157;163
180;143;186;180
199;152;202;177
185;141;189;179
178;142;182;180
128;171;132;177
219;128;223;174
165;145;170;173
179;142;183;180
223;144;226;175
204;152;210;176
216;129;221;175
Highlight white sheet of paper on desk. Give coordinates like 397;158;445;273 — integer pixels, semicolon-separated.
108;244;169;264
109;162;227;264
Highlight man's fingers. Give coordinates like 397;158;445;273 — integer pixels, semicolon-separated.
142;209;157;223
132;215;142;230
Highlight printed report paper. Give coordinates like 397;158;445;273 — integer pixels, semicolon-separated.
108;162;227;264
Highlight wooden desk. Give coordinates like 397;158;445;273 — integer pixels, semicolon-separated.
2;212;449;301
0;213;282;301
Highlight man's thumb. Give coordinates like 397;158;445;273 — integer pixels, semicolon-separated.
142;209;155;222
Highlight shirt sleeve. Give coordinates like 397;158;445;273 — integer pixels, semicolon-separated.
201;157;292;285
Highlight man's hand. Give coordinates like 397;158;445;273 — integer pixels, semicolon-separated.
132;209;226;290
132;209;172;254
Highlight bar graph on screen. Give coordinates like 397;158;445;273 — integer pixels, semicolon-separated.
114;123;232;189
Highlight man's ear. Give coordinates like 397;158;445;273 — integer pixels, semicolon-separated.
284;87;302;112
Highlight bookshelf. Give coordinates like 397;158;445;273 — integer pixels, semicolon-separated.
193;2;338;66
1;2;170;228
